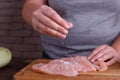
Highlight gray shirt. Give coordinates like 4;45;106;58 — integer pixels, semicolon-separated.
41;0;120;59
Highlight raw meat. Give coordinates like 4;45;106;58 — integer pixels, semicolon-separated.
32;56;107;77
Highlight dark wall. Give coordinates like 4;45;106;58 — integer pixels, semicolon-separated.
0;0;42;59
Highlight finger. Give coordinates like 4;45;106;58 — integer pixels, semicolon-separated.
32;17;46;33
98;51;114;61
90;47;111;62
32;17;42;31
88;45;108;60
40;5;73;29
94;60;108;72
32;18;66;39
43;26;66;39
33;12;68;35
106;58;117;66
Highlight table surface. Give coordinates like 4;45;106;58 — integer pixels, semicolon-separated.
0;57;33;80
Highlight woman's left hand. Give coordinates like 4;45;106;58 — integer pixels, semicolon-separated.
88;44;120;66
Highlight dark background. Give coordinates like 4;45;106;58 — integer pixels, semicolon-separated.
0;0;42;59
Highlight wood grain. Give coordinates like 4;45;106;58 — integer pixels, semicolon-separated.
14;59;120;80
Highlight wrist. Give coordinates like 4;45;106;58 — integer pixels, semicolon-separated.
22;0;48;26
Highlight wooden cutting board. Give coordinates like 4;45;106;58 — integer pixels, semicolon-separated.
14;59;120;80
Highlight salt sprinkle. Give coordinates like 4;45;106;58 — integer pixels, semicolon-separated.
63;61;70;65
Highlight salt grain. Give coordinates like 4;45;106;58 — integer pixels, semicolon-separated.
63;61;70;65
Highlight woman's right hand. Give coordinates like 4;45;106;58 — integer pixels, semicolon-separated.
32;5;73;39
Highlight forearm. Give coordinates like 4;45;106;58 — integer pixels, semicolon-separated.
112;35;120;54
22;0;47;26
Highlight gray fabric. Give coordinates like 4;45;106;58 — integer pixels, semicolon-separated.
41;0;120;59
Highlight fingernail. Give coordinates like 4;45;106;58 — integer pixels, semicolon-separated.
68;22;73;28
60;35;66;39
64;22;73;29
63;30;68;35
64;24;70;29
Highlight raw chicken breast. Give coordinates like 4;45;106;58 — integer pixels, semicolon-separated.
32;56;107;77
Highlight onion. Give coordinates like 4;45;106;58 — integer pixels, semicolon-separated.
0;47;12;68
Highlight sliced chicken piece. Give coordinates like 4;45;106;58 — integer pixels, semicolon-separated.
32;56;108;77
32;61;78;76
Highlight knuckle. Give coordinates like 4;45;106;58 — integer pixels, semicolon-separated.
33;26;37;30
33;23;39;29
41;5;52;13
52;31;60;37
102;44;108;47
56;18;64;24
40;31;45;34
49;11;56;17
95;47;99;50
54;25;62;31
92;50;96;54
32;24;38;30
46;20;52;26
33;26;41;33
33;11;38;17
40;5;47;10
108;47;112;50
94;47;100;52
54;27;59;31
106;46;112;50
44;26;50;33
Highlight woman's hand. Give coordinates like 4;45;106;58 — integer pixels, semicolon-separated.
88;44;120;66
32;5;73;39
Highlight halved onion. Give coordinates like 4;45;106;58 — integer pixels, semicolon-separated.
0;47;12;68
